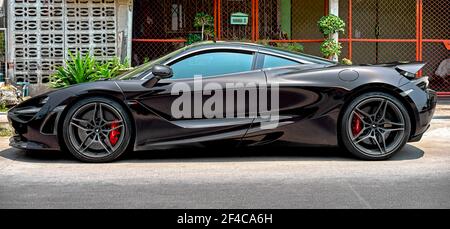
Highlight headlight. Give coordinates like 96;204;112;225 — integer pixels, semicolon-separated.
39;97;49;105
14;107;42;115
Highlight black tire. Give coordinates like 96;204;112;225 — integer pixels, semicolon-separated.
341;92;411;160
62;97;132;163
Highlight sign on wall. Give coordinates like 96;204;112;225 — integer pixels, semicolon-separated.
230;12;249;25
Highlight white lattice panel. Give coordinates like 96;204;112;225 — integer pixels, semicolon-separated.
10;0;117;85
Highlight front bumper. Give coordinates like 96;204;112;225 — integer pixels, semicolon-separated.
9;136;58;151
8;105;65;151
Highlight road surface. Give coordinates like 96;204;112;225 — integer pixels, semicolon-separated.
0;119;449;209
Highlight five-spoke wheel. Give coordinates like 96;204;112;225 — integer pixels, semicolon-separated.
62;97;132;163
341;92;411;160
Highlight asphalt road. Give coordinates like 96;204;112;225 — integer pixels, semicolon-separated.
0;119;449;209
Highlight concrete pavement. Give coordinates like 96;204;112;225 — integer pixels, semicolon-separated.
0;119;449;209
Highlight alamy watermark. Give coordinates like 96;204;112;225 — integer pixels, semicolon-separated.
170;76;280;129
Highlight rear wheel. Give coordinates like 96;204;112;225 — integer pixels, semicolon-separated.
62;97;132;163
341;92;411;160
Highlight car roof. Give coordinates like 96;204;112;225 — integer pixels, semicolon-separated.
180;41;334;65
181;41;263;51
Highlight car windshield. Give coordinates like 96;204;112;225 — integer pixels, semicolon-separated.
115;47;188;80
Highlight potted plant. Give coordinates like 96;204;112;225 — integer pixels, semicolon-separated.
194;12;214;41
320;39;342;60
318;14;345;60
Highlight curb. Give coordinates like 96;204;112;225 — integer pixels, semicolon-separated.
0;113;7;122
433;116;450;120
0;113;9;129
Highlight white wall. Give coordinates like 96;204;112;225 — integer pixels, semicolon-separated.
6;0;133;95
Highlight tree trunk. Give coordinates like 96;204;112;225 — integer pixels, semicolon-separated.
201;25;205;41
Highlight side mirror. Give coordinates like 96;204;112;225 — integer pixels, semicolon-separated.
143;64;173;88
151;64;173;79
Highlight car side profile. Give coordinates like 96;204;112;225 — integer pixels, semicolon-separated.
8;42;437;162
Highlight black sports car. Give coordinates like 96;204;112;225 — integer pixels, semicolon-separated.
8;42;437;162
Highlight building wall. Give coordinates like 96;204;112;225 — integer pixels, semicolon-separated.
7;0;132;95
0;1;6;82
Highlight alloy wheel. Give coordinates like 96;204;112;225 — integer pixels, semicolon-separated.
347;96;406;157
68;102;125;158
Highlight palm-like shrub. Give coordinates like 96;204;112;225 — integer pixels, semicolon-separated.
50;51;97;88
96;57;130;79
50;51;130;88
95;61;117;79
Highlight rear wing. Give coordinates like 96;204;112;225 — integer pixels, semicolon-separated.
394;62;426;79
363;61;426;79
391;62;429;89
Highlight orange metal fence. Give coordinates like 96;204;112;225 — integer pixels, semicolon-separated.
340;0;449;96
132;0;449;95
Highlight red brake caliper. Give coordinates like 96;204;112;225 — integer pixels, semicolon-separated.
352;114;363;136
109;120;120;146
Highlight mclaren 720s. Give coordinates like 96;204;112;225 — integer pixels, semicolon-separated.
8;42;437;162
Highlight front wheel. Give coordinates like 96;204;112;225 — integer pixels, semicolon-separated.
62;97;132;163
341;92;411;160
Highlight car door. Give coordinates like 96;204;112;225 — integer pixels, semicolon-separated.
241;52;320;145
260;53;327;116
135;49;267;148
241;52;337;146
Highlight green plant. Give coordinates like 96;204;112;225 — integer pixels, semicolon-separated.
320;39;342;59
186;33;202;45
0;100;8;112
0;85;16;91
50;51;130;88
95;62;117;79
50;51;97;88
110;57;130;69
276;43;304;53
318;14;345;36
0;128;13;137
115;57;133;75
255;40;304;53
318;14;346;59
194;12;214;41
96;57;130;79
341;58;353;65
203;27;215;40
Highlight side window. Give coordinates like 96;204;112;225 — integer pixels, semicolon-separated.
263;54;300;69
170;51;254;79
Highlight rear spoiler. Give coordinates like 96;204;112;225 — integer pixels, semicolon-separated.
394;62;426;79
362;61;426;79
